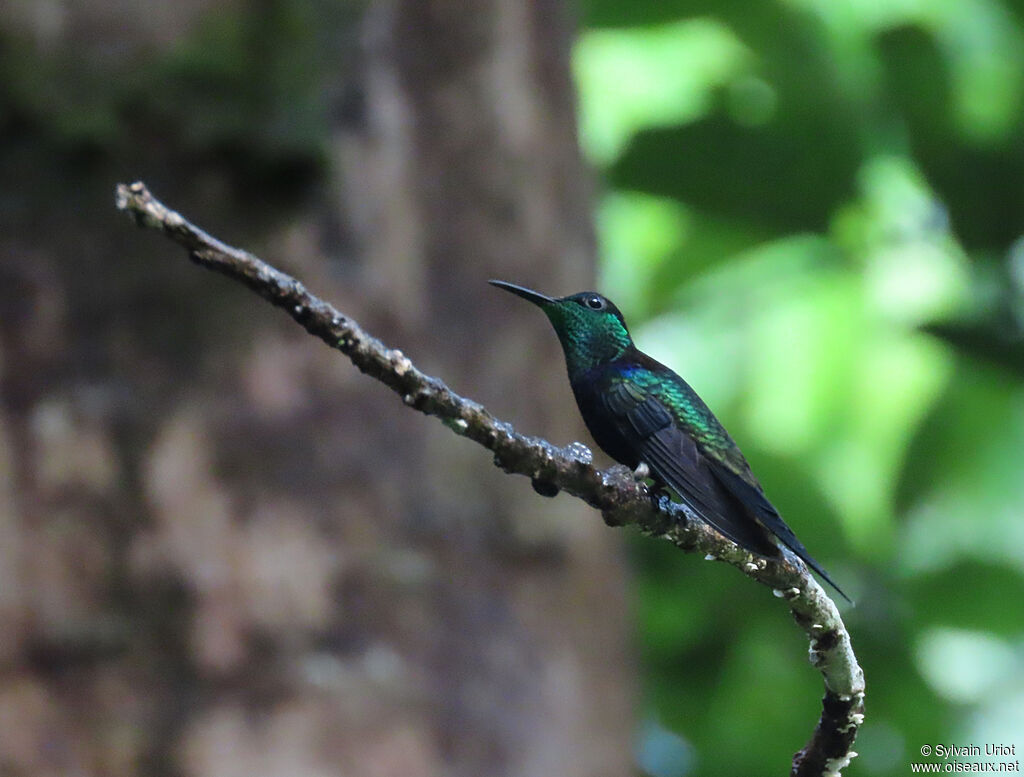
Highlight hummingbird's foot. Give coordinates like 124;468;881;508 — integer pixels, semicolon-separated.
646;482;675;511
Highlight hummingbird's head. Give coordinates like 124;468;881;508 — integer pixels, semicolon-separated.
489;280;633;374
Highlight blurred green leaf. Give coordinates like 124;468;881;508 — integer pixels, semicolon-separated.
877;24;1024;251
907;563;1024;637
610;115;861;234
574;20;751;164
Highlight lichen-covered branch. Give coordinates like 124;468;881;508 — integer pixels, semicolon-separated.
115;181;865;776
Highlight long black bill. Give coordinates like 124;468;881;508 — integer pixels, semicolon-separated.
488;280;556;307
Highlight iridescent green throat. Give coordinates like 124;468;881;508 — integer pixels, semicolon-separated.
544;304;633;375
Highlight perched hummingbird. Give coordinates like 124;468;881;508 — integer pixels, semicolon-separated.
490;280;849;602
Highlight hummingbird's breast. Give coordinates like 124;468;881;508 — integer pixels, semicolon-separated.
568;365;641;468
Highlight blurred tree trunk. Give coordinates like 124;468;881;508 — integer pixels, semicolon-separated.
0;2;634;776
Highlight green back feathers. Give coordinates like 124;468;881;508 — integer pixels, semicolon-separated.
621;365;748;472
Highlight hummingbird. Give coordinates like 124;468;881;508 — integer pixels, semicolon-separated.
490;280;849;602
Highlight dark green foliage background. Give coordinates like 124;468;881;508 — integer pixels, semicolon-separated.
575;1;1024;775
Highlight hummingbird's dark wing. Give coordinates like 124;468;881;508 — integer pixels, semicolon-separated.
601;380;780;558
601;377;851;602
705;461;851;602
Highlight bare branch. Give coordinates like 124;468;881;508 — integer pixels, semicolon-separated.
115;181;865;776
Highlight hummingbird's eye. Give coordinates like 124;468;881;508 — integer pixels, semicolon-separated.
583;295;605;310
